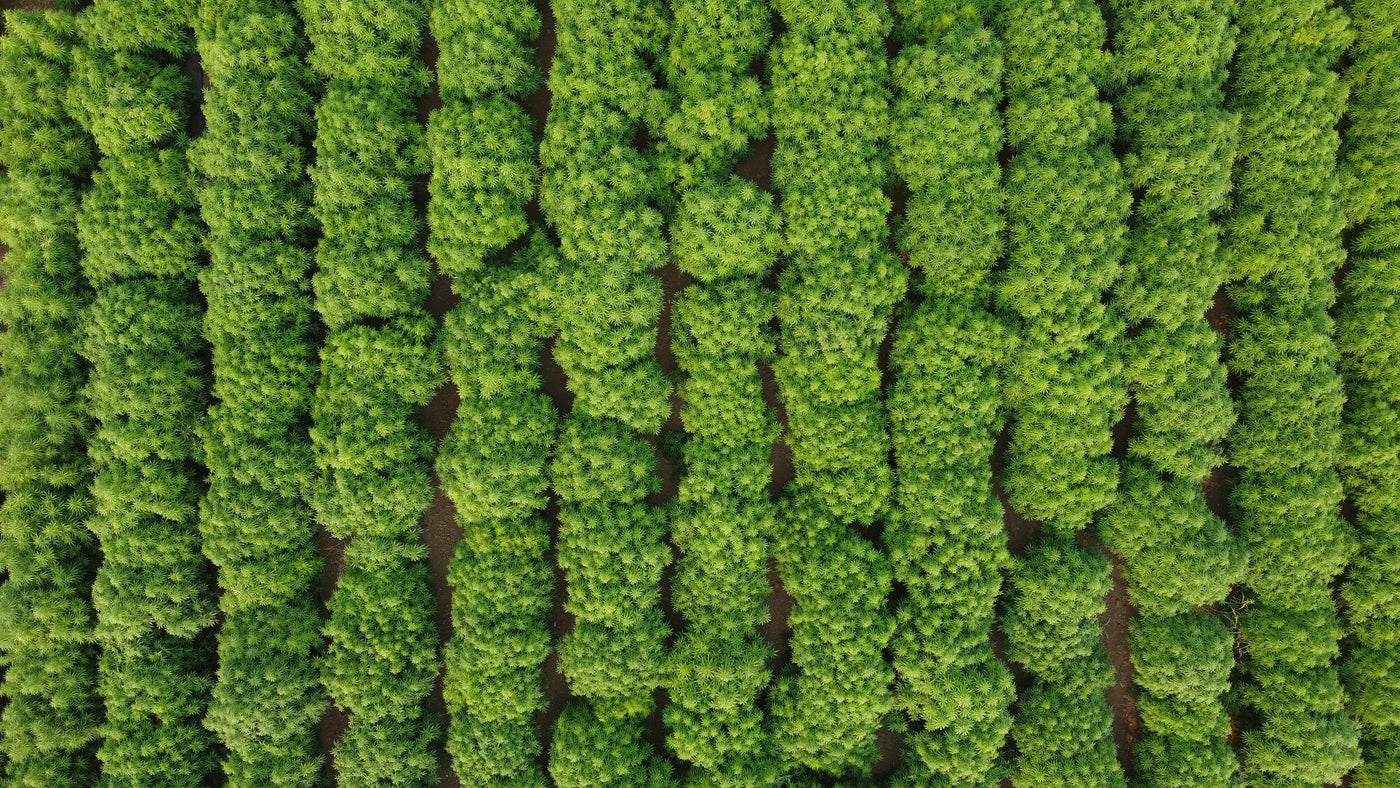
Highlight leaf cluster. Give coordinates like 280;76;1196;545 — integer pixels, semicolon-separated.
81;280;214;783
539;0;672;428
432;78;556;777
76;0;197;56
1224;1;1361;783
553;415;669;719
432;0;540;103
890;18;1002;303
770;1;905;526
550;704;674;788
886;5;1013;781
321;560;441;786
1100;464;1243;617
539;2;676;780
301;4;443;772
1101;8;1241;761
668;176;779;777
187;1;325;783
1337;2;1400;784
62;8;218;778
309;82;429;330
426;97;537;280
0;24;100;772
1003;538;1122;788
994;0;1131;540
888;304;1012;785
297;0;428;88
658;0;769;191
541;23;671;430
0;11;92;176
771;491;895;776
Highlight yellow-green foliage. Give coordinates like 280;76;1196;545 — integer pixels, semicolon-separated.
301;0;441;783
768;0;902;777
65;0;217;782
1226;0;1360;784
997;0;1127;785
0;10;98;786
887;1;1013;784
1339;2;1400;785
659;1;778;782
1100;1;1244;783
541;1;674;782
189;0;325;783
429;2;556;778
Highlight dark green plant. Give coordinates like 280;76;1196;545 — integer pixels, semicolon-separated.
886;2;1013;784
1225;0;1361;784
1338;2;1400;785
301;0;441;782
188;0;325;783
0;10;99;786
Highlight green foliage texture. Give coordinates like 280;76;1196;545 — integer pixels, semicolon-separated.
1099;1;1244;784
0;10;99;786
660;0;778;783
1225;0;1361;784
300;0;441;783
996;0;1126;785
770;0;905;527
886;1;1013;785
768;0;902;777
66;1;218;782
1339;2;1400;785
668;177;780;780
540;0;673;783
429;1;556;781
189;0;325;783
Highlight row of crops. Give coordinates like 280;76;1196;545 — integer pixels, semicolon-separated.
0;0;1396;785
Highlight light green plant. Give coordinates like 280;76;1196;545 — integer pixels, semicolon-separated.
301;0;441;782
1225;1;1361;784
1338;2;1400;784
0;10;99;786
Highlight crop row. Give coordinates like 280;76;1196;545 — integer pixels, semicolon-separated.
660;0;778;778
769;0;902;776
428;0;555;782
190;0;325;783
539;0;673;781
886;1;1013;785
997;0;1128;784
66;0;219;782
662;0;778;782
1339;1;1400;785
0;10;99;786
299;0;441;783
1098;0;1244;785
1227;0;1359;784
4;1;1400;785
